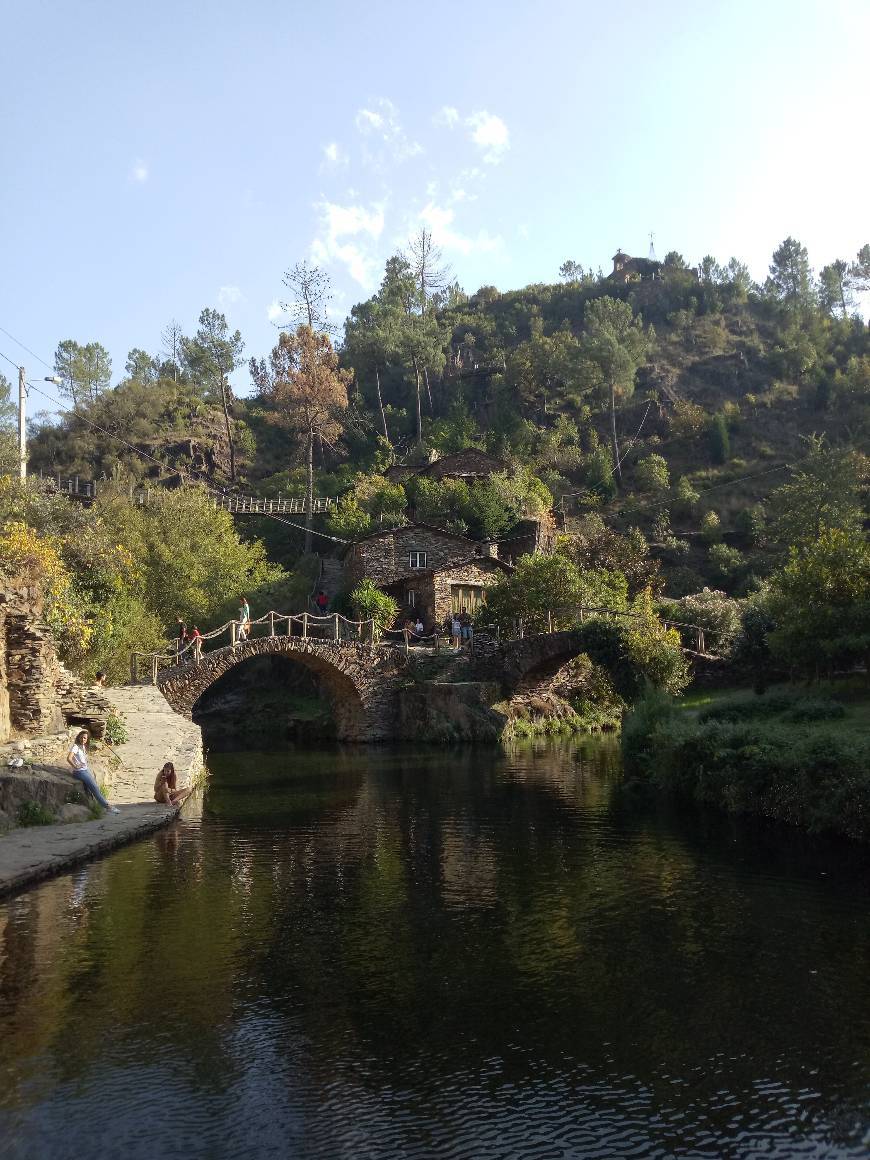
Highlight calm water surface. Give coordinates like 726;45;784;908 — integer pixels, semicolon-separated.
1;739;869;1159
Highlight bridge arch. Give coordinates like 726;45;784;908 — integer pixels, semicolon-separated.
157;637;406;741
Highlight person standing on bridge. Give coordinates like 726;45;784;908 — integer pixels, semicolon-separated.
238;597;250;642
190;625;203;663
175;617;188;659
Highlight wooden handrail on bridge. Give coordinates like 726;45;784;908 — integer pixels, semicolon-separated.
130;608;381;684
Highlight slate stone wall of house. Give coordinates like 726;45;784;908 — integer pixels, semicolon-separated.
343;526;486;591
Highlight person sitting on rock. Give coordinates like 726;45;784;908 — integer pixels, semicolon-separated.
66;730;120;814
154;762;186;806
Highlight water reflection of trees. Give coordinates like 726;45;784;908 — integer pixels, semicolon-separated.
1;739;869;1152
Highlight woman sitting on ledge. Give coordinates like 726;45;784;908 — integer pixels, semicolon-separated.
66;730;120;814
154;762;187;807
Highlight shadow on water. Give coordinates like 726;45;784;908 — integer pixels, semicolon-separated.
1;735;869;1159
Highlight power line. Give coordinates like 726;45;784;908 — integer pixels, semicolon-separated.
0;347;22;372
0;325;55;372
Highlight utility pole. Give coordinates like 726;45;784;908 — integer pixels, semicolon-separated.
18;366;26;480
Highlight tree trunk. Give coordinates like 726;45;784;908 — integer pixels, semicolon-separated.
609;383;622;484
413;357;423;445
219;375;236;480
305;428;314;554
424;366;434;415
375;367;390;443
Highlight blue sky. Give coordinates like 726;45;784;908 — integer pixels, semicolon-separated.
1;0;868;405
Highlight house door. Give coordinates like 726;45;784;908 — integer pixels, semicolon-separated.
451;584;485;614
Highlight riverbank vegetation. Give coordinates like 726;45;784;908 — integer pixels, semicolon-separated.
622;683;870;841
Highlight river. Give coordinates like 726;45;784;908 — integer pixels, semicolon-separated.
1;738;869;1159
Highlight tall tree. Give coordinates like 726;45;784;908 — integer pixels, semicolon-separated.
281;260;333;332
558;260;585;283
580;297;650;484
124;348;159;385
250;327;351;552
160;320;185;382
766;237;815;313
818;260;852;318
183;309;245;480
0;372;15;427
405;228;449;318
849;243;870;294
53;340;112;407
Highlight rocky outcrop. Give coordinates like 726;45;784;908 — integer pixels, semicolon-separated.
0;577;111;742
398;681;506;743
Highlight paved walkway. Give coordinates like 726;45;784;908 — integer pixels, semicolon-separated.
0;686;203;899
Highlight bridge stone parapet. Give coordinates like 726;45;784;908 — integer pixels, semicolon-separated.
157;637;409;742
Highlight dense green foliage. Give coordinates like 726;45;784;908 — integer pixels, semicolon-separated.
622;687;870;841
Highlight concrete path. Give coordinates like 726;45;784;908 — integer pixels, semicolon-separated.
0;802;182;898
97;685;203;806
0;685;203;898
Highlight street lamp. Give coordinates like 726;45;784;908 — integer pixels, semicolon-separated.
18;369;62;480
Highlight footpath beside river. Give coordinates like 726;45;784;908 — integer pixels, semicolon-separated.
0;686;203;898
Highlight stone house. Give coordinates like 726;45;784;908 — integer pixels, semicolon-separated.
341;523;511;629
383;447;507;488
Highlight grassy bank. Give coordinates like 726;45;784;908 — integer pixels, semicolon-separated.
622;680;870;841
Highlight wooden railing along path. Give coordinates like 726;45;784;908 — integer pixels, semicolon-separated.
28;471;335;513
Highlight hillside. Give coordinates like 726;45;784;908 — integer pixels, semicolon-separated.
23;241;870;597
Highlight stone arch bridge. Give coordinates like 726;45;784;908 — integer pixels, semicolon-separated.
155;630;603;742
157;637;410;742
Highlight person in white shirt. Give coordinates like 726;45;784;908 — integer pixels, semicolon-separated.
66;730;119;814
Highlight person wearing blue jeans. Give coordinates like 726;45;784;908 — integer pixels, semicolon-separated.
66;730;120;814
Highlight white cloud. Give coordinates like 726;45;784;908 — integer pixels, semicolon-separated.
217;285;243;306
434;105;460;128
311;200;386;287
130;158;148;183
322;141;346;165
466;111;510;163
267;299;284;322
354;97;423;161
418;202;503;257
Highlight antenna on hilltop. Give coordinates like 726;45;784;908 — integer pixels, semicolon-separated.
648;232;658;262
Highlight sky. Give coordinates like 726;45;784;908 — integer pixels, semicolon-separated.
1;0;868;407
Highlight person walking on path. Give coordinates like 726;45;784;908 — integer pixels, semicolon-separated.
451;613;462;650
190;625;203;662
176;617;188;659
238;597;251;641
315;590;329;614
66;730;120;814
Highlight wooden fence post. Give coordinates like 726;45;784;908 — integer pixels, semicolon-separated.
231;622;237;648
403;627;409;655
151;656;158;685
302;612;308;639
333;614;339;642
131;654;138;684
269;612;275;637
547;610;553;633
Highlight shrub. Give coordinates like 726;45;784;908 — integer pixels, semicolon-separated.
734;505;766;546
104;712;129;746
708;543;744;581
17;800;55;827
700;510;722;544
348;580;399;637
635;453;670;492
672;475;699;514
670;399;707;437
709;414;730;463
660;588;743;657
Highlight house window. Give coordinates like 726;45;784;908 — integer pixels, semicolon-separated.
409;551;427;569
406;589;416;608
